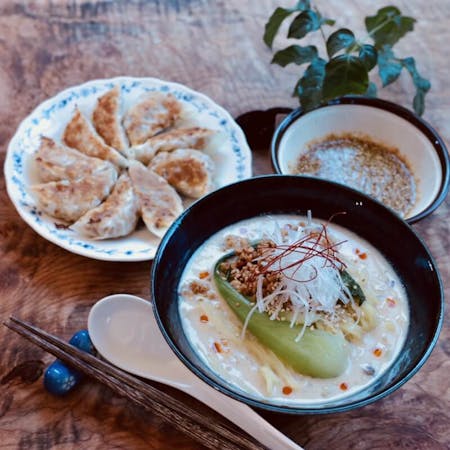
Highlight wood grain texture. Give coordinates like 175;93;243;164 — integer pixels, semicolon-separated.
0;0;449;449
5;317;265;450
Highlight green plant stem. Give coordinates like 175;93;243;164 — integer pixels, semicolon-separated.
345;41;361;55
314;6;328;47
345;19;392;54
346;17;393;55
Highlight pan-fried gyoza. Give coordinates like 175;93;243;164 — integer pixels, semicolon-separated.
29;87;218;240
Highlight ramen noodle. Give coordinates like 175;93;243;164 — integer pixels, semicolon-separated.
178;214;409;405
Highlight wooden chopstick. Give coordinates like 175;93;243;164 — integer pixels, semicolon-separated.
5;317;267;450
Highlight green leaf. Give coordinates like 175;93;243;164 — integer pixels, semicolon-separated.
314;7;335;27
321;18;336;26
288;10;321;39
264;8;295;48
326;28;355;57
401;57;431;92
323;55;369;100
401;57;431;115
292;77;302;98
365;6;416;49
377;45;403;86
295;0;311;9
296;58;327;111
359;44;378;71
365;82;378;97
272;45;318;67
413;90;425;116
263;2;311;48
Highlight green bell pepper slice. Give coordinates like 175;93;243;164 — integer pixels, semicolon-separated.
214;255;349;378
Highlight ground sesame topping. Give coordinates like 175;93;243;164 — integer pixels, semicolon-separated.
295;133;416;217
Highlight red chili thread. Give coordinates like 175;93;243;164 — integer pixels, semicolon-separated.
258;223;347;282
386;297;396;307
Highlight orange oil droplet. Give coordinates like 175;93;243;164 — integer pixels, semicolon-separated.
339;382;348;391
282;386;293;395
373;348;383;357
200;314;209;323
199;271;209;279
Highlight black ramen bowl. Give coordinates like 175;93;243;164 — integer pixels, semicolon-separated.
271;97;450;224
151;175;444;414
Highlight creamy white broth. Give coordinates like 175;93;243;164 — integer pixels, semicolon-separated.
178;215;409;405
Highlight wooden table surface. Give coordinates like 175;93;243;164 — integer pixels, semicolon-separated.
1;1;449;449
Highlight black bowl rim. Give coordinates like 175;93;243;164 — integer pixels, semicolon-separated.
151;174;445;415
270;96;450;224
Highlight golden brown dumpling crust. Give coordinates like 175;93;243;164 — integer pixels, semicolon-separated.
71;173;139;239
63;109;128;168
92;86;129;152
123;93;182;146
128;160;183;237
149;148;214;198
129;127;215;164
31;165;117;222
34;137;114;182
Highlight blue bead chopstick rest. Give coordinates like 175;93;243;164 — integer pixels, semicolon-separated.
43;329;95;395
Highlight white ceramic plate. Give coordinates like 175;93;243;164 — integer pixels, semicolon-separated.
4;77;252;261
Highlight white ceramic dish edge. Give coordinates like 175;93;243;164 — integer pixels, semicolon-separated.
4;76;253;261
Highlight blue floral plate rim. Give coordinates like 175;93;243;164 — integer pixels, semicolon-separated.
4;76;253;261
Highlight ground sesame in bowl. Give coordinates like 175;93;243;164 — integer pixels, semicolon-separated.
295;132;416;218
271;96;449;223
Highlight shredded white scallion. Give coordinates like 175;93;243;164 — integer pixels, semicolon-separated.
307;209;312;226
239;215;357;340
256;274;264;313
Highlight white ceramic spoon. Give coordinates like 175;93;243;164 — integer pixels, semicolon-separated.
87;294;303;450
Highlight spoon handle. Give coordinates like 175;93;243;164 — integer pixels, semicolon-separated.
183;377;303;450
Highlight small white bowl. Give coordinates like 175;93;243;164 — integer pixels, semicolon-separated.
271;97;449;223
